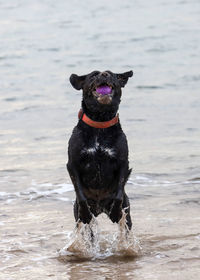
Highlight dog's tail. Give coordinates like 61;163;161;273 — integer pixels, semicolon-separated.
124;168;132;185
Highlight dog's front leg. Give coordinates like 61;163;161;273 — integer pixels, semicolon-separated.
109;165;132;226
67;163;92;224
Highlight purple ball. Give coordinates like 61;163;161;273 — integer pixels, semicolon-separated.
96;86;112;95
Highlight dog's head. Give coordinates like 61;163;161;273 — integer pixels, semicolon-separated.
69;70;133;111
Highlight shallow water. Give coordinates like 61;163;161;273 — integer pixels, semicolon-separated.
0;0;200;279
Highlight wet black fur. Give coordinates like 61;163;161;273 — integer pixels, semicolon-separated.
67;70;133;229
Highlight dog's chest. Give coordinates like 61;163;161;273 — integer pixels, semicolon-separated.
81;137;115;158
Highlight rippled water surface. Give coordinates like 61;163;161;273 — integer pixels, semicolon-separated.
0;0;200;279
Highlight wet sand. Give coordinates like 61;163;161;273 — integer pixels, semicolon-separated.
0;177;200;279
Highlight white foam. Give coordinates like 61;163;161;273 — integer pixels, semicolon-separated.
25;182;73;201
127;174;189;187
0;181;74;204
31;181;53;188
0;192;8;196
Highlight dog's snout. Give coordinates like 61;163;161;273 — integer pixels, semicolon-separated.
100;71;109;78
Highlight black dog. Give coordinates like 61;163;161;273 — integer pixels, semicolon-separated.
67;70;133;230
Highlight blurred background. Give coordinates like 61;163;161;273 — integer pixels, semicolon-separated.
0;0;200;188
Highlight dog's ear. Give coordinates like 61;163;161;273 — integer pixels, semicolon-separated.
116;71;133;87
69;74;87;90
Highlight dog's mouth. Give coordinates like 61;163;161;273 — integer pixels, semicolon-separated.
93;83;114;105
96;84;112;95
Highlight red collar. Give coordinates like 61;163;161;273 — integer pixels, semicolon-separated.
78;108;119;129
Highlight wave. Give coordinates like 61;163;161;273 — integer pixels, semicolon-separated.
0;181;73;204
1;174;199;205
128;174;200;187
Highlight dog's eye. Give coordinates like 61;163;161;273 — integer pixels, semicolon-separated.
91;71;100;77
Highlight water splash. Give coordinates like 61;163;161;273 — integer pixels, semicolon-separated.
58;216;99;260
116;209;141;257
58;211;141;261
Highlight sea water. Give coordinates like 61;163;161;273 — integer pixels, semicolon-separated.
0;0;200;279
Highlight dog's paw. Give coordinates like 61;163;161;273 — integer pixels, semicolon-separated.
78;201;93;224
109;199;122;223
